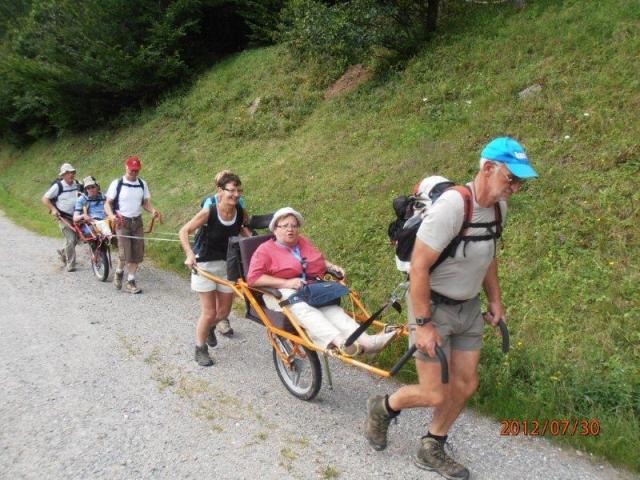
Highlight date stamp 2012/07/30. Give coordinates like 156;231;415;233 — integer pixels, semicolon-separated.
500;419;601;437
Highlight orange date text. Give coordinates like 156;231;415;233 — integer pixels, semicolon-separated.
499;419;600;437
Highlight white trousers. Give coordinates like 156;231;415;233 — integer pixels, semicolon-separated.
288;302;359;348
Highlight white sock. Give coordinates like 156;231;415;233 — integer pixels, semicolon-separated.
127;274;135;281
116;268;124;274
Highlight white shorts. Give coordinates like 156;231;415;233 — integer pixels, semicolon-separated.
191;260;233;293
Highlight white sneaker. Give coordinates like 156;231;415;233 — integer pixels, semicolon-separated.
362;330;397;354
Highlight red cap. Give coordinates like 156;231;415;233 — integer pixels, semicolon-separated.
126;156;141;171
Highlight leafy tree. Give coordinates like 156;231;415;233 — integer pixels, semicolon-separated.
0;0;262;143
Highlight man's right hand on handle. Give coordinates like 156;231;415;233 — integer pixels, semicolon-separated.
414;323;442;359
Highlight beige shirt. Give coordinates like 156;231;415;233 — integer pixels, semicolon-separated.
416;185;506;300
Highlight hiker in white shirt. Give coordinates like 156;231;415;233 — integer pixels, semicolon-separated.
104;156;161;294
41;163;82;272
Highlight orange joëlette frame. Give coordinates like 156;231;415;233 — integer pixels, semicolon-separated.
193;266;410;378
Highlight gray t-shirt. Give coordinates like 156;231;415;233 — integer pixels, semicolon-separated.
416;185;506;300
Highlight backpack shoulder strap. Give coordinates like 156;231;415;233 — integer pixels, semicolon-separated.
200;193;217;209
449;185;473;229
429;185;472;273
113;178;124;211
494;202;503;238
51;179;63;203
138;178;146;205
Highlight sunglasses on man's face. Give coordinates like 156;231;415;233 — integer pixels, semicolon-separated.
497;165;525;186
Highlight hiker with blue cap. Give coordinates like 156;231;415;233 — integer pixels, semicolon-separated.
366;137;537;480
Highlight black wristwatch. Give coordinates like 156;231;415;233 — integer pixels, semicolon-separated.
415;316;432;326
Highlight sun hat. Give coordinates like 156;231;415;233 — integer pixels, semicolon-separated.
83;176;98;187
481;137;538;178
414;175;451;199
269;207;304;232
58;163;76;176
126;155;142;171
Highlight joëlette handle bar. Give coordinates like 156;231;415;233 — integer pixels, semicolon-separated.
343;303;387;348
389;344;449;384
498;319;509;353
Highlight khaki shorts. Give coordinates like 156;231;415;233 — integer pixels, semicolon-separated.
408;295;483;362
191;260;233;293
116;216;144;264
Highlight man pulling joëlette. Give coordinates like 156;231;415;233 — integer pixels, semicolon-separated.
365;137;539;480
104;156;161;294
41;163;82;272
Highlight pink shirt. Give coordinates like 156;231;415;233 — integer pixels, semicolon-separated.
247;235;326;285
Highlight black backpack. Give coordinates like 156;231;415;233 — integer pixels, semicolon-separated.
193;204;244;257
50;178;83;204
389;182;502;273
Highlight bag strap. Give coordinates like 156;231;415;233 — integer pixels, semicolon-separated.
277;241;307;282
430;185;473;272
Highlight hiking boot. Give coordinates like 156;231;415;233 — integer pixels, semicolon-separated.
414;437;470;480
113;271;124;290
66;262;76;272
125;279;142;294
195;344;214;367
365;395;392;451
217;318;233;336
57;249;67;266
207;326;217;347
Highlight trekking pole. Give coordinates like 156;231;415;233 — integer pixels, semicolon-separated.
343;281;409;347
390;344;449;384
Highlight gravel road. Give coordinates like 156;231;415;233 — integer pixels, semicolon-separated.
0;210;635;480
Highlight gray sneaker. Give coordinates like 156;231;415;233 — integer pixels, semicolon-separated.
217;318;233;336
414;437;470;480
65;262;76;272
125;280;142;294
195;344;214;367
114;271;124;290
365;395;392;450
207;326;217;347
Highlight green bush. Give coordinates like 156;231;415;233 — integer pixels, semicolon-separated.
278;0;442;78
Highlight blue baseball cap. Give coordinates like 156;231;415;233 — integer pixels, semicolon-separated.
481;137;538;178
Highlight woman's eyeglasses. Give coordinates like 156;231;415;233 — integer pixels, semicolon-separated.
276;224;299;230
222;187;243;195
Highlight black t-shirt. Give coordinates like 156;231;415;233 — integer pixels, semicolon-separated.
197;205;244;262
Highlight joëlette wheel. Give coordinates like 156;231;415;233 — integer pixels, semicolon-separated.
272;335;321;401
91;244;110;282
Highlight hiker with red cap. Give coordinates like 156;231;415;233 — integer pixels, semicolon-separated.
365;137;538;480
104;156;162;294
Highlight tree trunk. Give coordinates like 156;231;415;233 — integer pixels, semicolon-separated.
425;0;439;33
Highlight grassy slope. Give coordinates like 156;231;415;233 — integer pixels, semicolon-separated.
1;0;638;470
